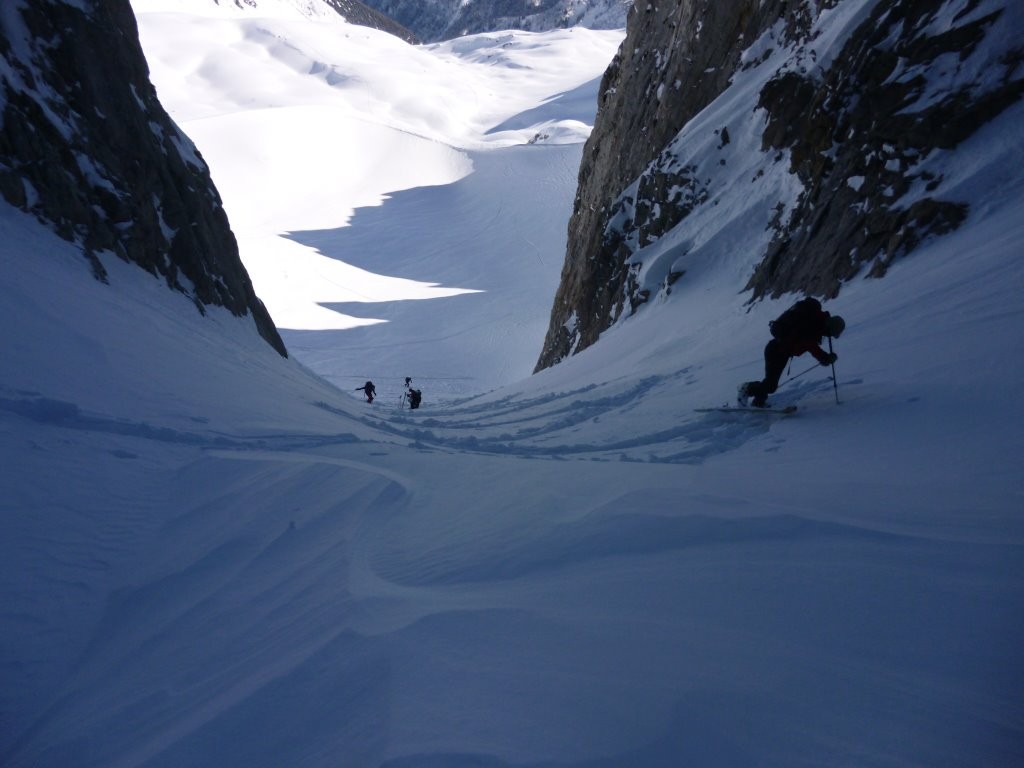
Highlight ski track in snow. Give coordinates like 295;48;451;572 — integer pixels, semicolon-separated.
0;368;837;464
345;371;850;463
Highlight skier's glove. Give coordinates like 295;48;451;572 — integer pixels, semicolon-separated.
821;352;838;366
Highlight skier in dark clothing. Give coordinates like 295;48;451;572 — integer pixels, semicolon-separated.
738;298;845;408
403;377;422;410
356;381;376;403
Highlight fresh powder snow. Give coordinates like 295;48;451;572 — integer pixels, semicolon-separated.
1;1;1022;767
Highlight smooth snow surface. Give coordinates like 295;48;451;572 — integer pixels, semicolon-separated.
1;2;1022;767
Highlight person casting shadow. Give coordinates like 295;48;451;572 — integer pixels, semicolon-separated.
738;298;845;408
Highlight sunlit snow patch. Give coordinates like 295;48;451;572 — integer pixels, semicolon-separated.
183;106;480;330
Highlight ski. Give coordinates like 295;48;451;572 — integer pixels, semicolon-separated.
695;405;797;415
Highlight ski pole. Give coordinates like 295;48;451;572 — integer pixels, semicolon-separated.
781;361;821;386
828;336;840;404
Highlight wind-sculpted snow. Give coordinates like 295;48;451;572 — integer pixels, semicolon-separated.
368;510;905;586
3;450;408;768
0;394;362;450
4;222;1024;764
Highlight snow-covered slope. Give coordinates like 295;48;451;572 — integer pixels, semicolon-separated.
2;2;1022;767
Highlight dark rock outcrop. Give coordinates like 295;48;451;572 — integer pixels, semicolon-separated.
0;0;287;357
535;0;1024;371
359;0;461;42
748;0;1020;298
536;0;792;369
323;0;419;43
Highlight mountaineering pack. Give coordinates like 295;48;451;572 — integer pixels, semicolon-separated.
409;389;422;409
769;297;822;341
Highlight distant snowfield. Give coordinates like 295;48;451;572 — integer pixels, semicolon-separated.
135;1;623;369
2;2;1023;767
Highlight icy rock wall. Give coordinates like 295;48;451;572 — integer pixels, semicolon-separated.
0;0;287;356
535;0;1023;371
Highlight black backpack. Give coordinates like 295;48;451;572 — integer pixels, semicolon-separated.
409;389;422;409
769;298;822;341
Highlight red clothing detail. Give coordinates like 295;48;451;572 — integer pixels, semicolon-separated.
789;337;830;363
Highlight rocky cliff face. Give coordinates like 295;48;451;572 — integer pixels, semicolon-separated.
322;0;419;42
0;0;287;356
535;0;1024;371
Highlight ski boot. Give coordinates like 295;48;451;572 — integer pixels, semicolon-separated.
737;383;751;407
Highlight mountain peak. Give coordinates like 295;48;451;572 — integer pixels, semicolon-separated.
359;0;631;43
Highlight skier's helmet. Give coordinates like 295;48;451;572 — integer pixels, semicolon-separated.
826;315;846;338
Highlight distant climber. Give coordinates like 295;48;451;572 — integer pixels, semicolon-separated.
356;380;376;403
738;297;845;408
403;377;422;410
